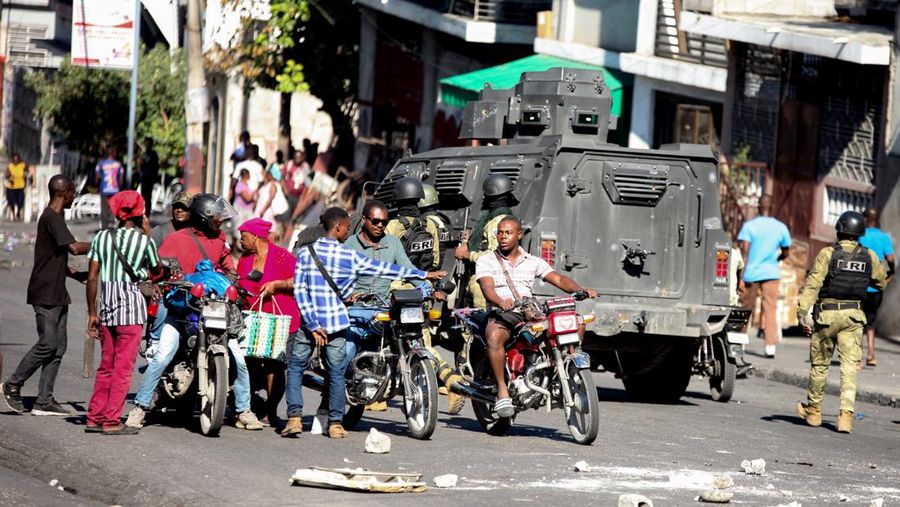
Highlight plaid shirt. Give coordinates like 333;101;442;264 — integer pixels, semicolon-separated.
294;237;426;333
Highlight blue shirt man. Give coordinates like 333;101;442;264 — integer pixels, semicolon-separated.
858;207;895;366
859;226;894;293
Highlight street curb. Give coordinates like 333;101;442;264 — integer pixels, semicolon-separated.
755;365;899;409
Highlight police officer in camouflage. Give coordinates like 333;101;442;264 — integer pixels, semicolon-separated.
385;177;441;271
455;174;517;308
796;211;887;433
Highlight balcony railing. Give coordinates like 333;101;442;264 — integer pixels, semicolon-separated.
656;0;727;68
428;0;551;25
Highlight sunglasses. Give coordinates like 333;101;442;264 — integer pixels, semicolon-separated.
365;216;388;226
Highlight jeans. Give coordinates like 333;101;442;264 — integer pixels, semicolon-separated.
148;303;168;343
285;328;347;424
87;325;142;428
133;319;251;413
8;305;69;405
344;306;386;371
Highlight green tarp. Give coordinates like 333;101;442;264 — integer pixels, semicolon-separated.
439;54;630;117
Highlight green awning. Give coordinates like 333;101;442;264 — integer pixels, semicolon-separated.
439;54;630;117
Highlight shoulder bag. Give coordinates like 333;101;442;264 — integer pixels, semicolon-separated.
109;228;157;299
494;250;543;321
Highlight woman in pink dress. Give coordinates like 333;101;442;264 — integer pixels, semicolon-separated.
236;218;300;427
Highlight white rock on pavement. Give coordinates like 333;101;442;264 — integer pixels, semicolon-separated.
870;498;884;507
574;460;591;472
433;474;458;488
740;459;766;475
618;493;654;507
776;502;802;507
364;428;391;454
712;476;734;489
699;489;734;503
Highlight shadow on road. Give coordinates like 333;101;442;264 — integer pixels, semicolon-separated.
761;414;840;432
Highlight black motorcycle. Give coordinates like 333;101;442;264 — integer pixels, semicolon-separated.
450;292;601;445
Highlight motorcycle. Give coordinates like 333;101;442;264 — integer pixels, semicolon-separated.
450;292;601;445
144;259;256;436
303;282;452;440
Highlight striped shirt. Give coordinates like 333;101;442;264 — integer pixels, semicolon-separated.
88;228;160;326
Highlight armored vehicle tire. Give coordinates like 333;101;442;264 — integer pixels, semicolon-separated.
471;358;512;436
621;346;692;404
709;334;736;403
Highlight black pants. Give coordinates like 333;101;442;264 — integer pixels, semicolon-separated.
7;305;69;405
100;194;115;228
141;181;154;216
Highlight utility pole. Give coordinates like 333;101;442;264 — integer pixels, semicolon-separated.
184;0;207;194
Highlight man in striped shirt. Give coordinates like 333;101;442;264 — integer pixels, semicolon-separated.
86;191;160;435
284;207;445;438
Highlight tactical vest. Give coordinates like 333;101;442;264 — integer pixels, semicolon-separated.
820;242;872;301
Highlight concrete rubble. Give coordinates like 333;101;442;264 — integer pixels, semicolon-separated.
618;493;654;507
740;459;766;475
364;428;391;454
432;474;458;488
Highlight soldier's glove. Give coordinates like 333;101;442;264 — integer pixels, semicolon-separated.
798;311;814;330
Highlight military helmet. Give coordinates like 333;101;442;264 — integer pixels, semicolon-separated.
483;174;515;197
835;210;866;238
418;184;439;208
393;176;425;202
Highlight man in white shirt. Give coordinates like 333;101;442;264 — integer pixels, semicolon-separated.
475;215;597;417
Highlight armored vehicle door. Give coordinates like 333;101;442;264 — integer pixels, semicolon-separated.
565;154;694;298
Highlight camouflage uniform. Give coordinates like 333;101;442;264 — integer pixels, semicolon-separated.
467;213;507;308
798;239;886;413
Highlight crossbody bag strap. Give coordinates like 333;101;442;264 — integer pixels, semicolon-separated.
109;228;140;282
494;250;522;301
307;244;343;298
187;228;211;261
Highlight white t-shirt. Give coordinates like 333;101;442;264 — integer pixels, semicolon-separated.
475;247;554;301
232;159;264;192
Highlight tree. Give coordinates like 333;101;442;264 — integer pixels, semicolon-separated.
214;0;359;168
26;45;186;176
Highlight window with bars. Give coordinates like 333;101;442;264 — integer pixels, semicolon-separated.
7;24;51;67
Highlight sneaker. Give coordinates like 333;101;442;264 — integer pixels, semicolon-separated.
328;423;348;439
125;406;146;428
764;345;776;358
0;383;24;413
310;409;327;435
236;411;264;430
31;400;70;416
494;397;515;418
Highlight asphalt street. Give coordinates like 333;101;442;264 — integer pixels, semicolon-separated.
1;224;899;506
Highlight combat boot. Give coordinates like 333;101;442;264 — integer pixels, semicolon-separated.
837;410;853;433
796;402;822;427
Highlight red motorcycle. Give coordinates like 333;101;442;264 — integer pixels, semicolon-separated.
451;291;600;445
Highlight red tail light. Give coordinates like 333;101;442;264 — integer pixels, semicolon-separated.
550;311;579;334
190;283;205;299
715;249;729;285
541;235;557;266
225;285;239;302
147;301;159;317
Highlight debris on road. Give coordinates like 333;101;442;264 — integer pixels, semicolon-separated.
433;474;458;488
699;489;734;503
740;459;766;475
776;502;802;507
574;460;591;472
712;476;734;489
870;498;884;507
290;467;426;493
364;428;391;454
618;493;654;507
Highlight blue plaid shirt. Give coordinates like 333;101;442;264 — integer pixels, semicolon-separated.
294;237;426;333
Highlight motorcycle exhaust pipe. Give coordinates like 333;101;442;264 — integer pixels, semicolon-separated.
524;361;552;400
448;381;497;405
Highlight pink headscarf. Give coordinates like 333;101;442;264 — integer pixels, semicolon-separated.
238;218;273;239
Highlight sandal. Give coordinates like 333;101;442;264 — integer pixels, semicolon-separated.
494;397;515;418
866;358;877;367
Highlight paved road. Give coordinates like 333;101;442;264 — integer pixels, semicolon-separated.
1;226;899;506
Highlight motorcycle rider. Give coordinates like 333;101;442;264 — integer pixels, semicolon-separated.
476;215;597;418
125;194;263;431
455;174;517;308
147;192;193;347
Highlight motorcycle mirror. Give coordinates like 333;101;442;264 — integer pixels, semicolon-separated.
246;270;263;282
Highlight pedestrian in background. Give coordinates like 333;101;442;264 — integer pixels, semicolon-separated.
858;207;895;367
280;149;312;244
738;195;791;358
85;191;160;435
796;211;886;433
1;175;90;416
254;165;282;224
5;152;27;222
96;147;124;229
139;137;160;216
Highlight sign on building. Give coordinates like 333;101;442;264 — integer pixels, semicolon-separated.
71;0;136;70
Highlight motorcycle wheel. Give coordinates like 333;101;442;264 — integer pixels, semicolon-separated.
563;362;600;445
401;355;438;440
199;353;227;436
470;358;512;436
343;404;365;430
709;334;736;403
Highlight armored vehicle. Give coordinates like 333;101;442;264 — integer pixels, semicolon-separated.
374;68;746;403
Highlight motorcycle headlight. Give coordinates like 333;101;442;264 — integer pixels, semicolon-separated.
399;306;424;324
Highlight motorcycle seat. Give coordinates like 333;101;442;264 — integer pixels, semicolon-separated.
391;289;424;305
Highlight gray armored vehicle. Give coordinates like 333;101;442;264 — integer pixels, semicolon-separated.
374;68;747;403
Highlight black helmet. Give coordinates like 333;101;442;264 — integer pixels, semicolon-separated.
835;210;866;238
393;176;425;202
190;193;238;232
483;174;515;197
